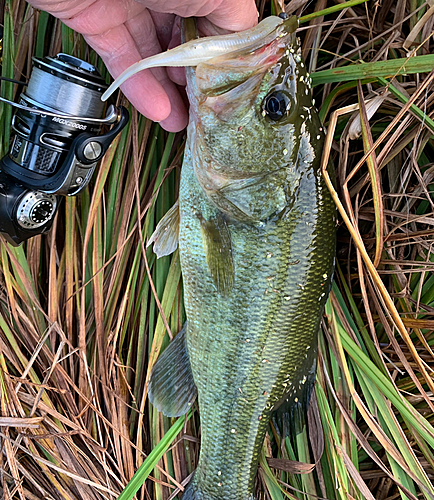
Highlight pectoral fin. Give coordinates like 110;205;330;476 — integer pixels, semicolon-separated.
147;200;180;258
148;324;197;417
271;341;318;436
199;213;235;295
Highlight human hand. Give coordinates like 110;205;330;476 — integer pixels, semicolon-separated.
27;0;258;131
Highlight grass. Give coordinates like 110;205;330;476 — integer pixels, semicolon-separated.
1;0;434;499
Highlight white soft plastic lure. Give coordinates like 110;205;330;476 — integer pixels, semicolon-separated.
101;16;283;101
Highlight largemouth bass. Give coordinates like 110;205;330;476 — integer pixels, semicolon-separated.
107;14;335;500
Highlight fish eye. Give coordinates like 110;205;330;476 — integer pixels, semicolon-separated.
263;91;291;121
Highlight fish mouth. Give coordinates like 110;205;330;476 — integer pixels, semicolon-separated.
185;17;298;98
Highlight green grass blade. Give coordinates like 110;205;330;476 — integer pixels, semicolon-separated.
377;76;434;135
299;0;368;24
312;55;434;86
34;10;50;58
117;412;192;500
0;0;15;155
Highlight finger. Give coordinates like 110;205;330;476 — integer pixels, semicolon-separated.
165;17;186;87
158;81;189;132
166;64;186;87
135;0;258;30
125;9;188;131
84;25;173;124
28;0;96;18
148;10;175;50
196;17;233;37
134;0;221;17
48;0;146;35
205;0;258;31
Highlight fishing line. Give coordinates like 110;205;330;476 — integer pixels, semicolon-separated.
0;76;27;86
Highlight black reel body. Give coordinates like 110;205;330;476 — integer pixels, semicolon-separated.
0;53;128;245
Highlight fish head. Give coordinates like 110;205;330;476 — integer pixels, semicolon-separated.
187;16;325;220
100;15;325;222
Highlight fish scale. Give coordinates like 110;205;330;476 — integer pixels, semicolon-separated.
147;15;336;500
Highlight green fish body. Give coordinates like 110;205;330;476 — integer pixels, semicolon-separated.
149;16;335;500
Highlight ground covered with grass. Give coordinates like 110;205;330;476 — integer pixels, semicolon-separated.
1;0;434;498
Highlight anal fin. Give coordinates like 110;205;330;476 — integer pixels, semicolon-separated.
148;324;197;417
147;200;180;258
